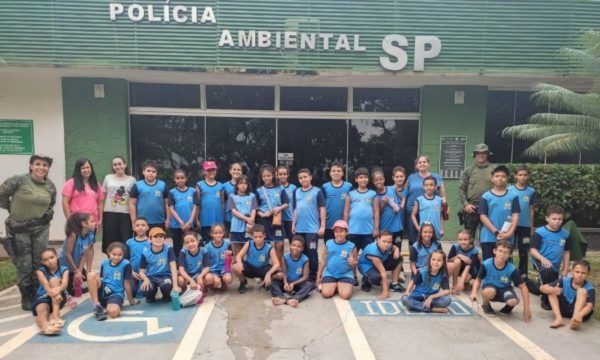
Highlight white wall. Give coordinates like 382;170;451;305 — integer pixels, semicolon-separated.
0;69;66;240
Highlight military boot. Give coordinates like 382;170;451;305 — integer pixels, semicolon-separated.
19;286;33;311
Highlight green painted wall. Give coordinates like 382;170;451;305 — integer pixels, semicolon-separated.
420;85;488;239
1;0;598;74
62;78;130;180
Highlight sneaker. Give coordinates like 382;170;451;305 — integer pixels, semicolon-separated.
66;295;78;309
499;305;514;315
541;301;552;311
238;279;248;294
146;295;156;304
390;282;405;293
481;304;496;316
361;277;372;292
93;305;108;321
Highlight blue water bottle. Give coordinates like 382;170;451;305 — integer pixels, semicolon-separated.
171;291;181;311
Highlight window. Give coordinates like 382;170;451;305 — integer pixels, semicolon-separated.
353;88;420;112
130;83;200;108
206;85;274;110
280;87;347;111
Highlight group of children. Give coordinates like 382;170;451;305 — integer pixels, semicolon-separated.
30;160;596;335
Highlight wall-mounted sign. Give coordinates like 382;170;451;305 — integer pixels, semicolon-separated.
439;135;467;179
0;120;34;155
108;2;441;72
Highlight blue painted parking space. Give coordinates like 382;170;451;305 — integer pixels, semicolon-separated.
350;298;474;316
29;299;197;344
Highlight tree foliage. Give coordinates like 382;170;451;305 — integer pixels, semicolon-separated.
502;30;600;159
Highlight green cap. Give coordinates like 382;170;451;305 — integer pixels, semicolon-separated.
473;143;492;156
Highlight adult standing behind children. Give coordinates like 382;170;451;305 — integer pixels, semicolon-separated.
0;155;56;310
62;158;104;230
459;144;494;238
406;155;446;245
101;156;136;253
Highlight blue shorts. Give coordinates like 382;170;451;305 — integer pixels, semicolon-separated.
99;282;124;307
483;285;518;303
230;232;250;244
321;276;354;284
31;295;66;316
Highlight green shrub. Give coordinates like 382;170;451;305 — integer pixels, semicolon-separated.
0;261;16;291
506;164;600;227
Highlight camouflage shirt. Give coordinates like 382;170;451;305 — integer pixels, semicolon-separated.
0;174;56;222
458;163;494;206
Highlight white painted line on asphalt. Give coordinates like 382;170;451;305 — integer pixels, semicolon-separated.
0;295;19;302
0;304;20;312
0;327;29;338
0;314;29;324
461;295;555;360
333;297;376;360
172;295;219;360
0;286;17;298
0;293;90;359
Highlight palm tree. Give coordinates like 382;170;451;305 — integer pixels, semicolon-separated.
502;30;600;159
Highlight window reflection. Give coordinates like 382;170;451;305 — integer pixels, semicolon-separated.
130;83;201;108
206;117;276;184
353;88;420;112
277;119;347;186
130;115;205;186
280;87;347;111
206;85;274;110
348;119;419;184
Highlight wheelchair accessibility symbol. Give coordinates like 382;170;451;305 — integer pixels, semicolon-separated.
68;310;173;342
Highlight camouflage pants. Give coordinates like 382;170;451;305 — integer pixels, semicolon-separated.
13;225;49;291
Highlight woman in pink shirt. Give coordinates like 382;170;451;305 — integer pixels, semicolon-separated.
62;159;105;228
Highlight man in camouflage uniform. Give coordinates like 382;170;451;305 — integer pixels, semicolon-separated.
0;155;56;310
458;144;494;239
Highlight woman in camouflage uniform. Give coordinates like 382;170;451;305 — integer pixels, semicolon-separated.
0;155;56;310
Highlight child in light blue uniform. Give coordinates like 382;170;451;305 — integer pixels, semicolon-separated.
168;169;198;256
271;235;313;307
204;224;233;290
228;175;257;255
411;176;444;240
293;168;326;281
255;164;289;260
233;224;281;294
129;160;169;229
358;231;402;298
508;164;538;276
223;162;243;231
317;220;357;300
59;212;96;296
478;165;520;260
447;230;481;294
196;160;225;244
32;248;69;335
409;223;441;275
277;165;297;242
541;260;596;330
126;217;150;297
177;232;210;293
139;227;180;303
470;240;531;320
322;161;353;242
344;167;379;251
87;242;137;321
402;250;451;313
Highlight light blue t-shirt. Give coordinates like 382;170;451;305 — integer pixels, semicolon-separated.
284;253;309;282
168;187;196;228
376;185;406;233
228;193;258;233
126;237;150;273
322;181;353;229
358;242;391;275
322;239;356;279
406;172;443;211
416;194;443;239
293;186;325;233
508;185;538;228
281;183;297;222
196;180;225;226
256;185;288;213
59;231;95;271
348;189;376;235
478;190;520;244
223;180;236;223
130;180;168;224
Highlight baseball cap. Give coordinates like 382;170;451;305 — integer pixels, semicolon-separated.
29;154;53;166
473;143;493;156
202;161;218;171
332;220;348;230
149;227;167;237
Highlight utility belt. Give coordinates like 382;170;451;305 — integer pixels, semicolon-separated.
6;215;51;233
457;203;479;227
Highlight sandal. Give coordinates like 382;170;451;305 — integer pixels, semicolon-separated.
51;319;65;328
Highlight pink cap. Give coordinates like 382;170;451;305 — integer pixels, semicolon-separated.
332;220;348;230
202;161;217;170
